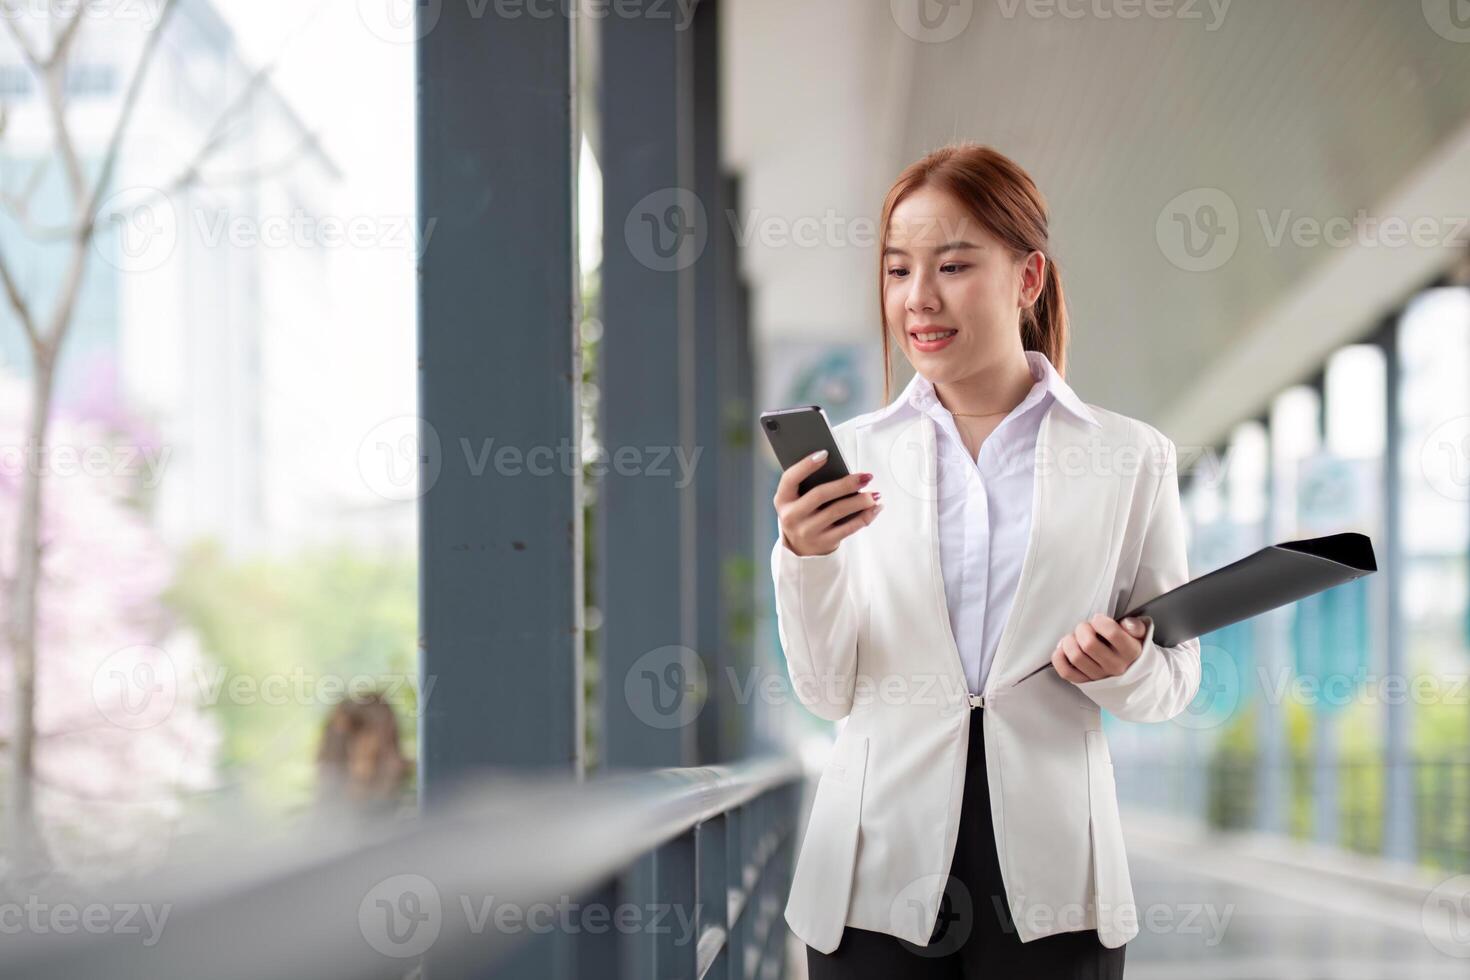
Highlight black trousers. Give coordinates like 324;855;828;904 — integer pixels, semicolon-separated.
806;707;1127;979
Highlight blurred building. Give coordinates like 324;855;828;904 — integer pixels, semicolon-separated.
0;0;410;558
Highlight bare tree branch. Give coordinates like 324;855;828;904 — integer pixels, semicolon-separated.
187;128;325;188
72;57;291;239
0;3;45;72
0;243;39;349
1;1;89;198
81;0;182;233
45;5;86;69
39;57;86;202
0;160;76;242
171;56;284;187
18;154;46;202
0;206;80;242
2;8;316;246
42;221;88;339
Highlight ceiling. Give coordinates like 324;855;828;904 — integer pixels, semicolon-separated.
723;0;1470;448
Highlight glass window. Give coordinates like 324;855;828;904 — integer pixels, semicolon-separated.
0;4;417;882
1396;286;1470;869
1398;288;1470;669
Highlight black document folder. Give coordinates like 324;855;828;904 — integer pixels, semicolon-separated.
1118;531;1377;647
1019;531;1376;682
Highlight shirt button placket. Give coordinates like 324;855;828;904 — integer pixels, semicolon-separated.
973;472;990;691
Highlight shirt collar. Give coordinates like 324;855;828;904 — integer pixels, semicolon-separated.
874;349;1101;429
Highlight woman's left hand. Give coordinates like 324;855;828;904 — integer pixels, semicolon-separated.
1051;614;1149;683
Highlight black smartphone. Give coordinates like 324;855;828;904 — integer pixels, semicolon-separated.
759;406;861;522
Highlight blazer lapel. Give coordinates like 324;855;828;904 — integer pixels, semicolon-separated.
983;404;1120;694
861;401;1120;696
858;412;969;689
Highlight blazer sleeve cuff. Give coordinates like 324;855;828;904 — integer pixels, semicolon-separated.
1073;617;1202;723
773;533;846;579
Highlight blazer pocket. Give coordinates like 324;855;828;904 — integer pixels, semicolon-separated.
1085;729;1136;948
787;734;870;953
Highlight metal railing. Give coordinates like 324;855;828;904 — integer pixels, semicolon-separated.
0;755;804;980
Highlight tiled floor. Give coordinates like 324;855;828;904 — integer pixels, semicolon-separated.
1120;851;1467;979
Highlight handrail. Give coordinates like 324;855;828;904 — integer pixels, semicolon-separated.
0;754;804;980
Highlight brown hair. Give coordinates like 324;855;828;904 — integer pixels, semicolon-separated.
317;693;410;809
878;143;1068;405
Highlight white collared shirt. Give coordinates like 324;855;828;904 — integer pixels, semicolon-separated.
884;350;1101;694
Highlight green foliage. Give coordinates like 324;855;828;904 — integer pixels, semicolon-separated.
166;540;418;818
1204;701;1257;831
722;554;756;648
1202;655;1470;871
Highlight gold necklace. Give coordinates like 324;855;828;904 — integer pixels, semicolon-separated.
950;409;1009;418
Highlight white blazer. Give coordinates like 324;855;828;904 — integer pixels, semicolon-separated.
771;394;1202;953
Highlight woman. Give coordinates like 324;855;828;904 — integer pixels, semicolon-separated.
770;143;1202;978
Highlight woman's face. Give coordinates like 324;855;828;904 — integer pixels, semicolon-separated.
882;186;1043;385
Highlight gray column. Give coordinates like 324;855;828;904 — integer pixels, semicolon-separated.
717;172;757;763
418;5;583;789
1378;319;1414;861
1257;414;1287;836
599;0;701;769
417;6;582;978
693;0;727;767
1301;371;1338;847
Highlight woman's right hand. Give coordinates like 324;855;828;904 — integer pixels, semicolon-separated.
773;450;883;557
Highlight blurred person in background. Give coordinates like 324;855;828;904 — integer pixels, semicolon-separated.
315;693;413;822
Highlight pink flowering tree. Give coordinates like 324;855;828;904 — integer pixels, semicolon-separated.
0;0;293;877
0;367;220;883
